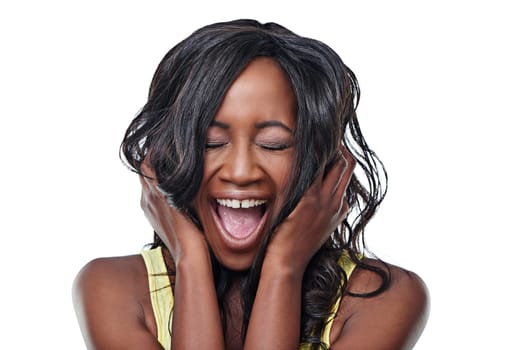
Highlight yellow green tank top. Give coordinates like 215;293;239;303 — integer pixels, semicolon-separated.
141;247;357;350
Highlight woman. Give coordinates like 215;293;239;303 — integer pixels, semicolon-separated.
73;19;429;349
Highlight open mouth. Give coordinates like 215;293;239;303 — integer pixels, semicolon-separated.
213;198;268;240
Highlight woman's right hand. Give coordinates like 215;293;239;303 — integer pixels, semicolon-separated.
139;164;209;266
140;163;226;349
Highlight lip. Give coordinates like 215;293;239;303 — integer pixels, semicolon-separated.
210;195;269;251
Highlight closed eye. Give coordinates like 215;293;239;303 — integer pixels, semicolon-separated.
205;142;227;149
257;142;293;151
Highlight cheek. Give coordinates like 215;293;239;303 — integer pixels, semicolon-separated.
275;154;294;185
274;164;292;189
201;150;225;177
197;156;219;196
269;156;294;205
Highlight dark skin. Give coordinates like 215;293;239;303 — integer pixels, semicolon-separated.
73;58;429;349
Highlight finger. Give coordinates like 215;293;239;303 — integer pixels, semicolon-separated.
321;150;348;197
139;173;157;194
138;158;160;192
139;174;149;188
140;154;157;180
332;148;355;202
339;146;356;174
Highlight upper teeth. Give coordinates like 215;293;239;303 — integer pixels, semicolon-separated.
216;198;267;209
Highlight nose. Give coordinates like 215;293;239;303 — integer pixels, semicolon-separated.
219;142;263;186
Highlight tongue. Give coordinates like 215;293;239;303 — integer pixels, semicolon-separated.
217;205;263;239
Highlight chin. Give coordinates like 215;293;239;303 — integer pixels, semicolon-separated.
211;250;259;272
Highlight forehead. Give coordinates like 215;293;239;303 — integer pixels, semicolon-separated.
213;57;296;128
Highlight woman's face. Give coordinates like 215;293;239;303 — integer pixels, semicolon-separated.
193;57;296;271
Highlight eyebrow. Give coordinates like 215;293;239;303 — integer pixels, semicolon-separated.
255;120;293;133
209;120;229;129
209;120;293;133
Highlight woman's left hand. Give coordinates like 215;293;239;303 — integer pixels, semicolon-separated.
264;146;355;274
244;147;355;349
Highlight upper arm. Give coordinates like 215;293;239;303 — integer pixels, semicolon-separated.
332;266;430;350
72;257;162;350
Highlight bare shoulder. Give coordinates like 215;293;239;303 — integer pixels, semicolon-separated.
73;255;148;307
73;254;160;349
74;254;145;286
331;259;430;350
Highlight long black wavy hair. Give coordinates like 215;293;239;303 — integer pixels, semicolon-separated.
121;19;388;349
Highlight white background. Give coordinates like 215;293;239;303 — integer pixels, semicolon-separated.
1;0;522;348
